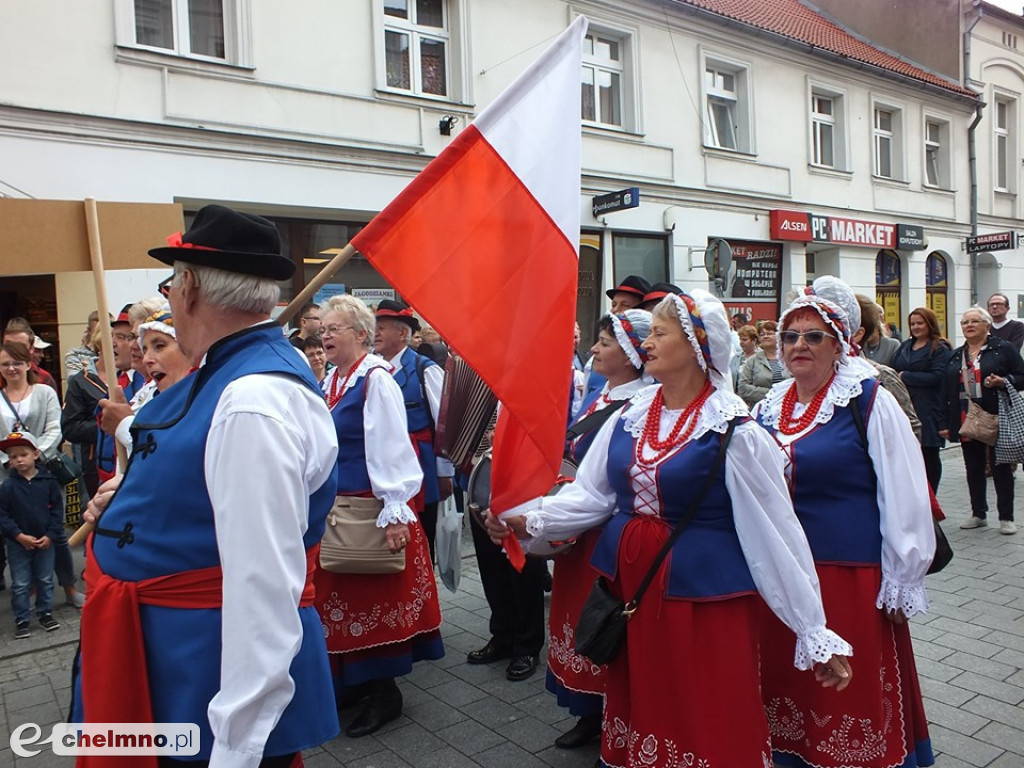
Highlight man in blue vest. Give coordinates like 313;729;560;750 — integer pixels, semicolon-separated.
373;299;453;561
76;205;340;768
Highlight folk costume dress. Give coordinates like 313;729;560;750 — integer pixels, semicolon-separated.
509;385;851;768
314;353;444;687
754;363;935;768
73;323;341;766
542;378;648;719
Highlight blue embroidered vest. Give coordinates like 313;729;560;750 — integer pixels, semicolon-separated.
393;347;439;504
331;366;382;495
87;324;339;758
757;379;882;566
590;416;757;600
95;370;146;478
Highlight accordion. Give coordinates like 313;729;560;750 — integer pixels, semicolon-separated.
435;354;498;475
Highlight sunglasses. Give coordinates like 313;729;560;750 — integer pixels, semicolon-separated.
779;330;836;346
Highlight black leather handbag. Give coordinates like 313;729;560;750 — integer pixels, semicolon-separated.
574;419;736;666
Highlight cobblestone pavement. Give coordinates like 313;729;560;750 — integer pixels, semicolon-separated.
0;447;1022;767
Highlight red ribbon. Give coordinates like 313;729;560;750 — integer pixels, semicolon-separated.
377;307;415;318
166;232;220;251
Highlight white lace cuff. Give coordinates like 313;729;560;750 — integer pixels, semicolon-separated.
793;627;853;670
875;579;929;618
376;502;417;527
523;512;545;539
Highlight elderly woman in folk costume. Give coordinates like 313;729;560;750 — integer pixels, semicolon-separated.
313;294;443;738
543;309;653;752
753;276;935;768
489;289;852;768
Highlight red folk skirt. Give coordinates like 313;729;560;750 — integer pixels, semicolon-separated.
760;563;932;768
600;516;772;768
548;529;607;703
314;515;442;679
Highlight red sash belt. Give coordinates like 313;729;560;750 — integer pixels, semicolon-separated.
408;426;433;514
77;538;319;768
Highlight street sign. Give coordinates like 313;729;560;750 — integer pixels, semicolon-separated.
592;187;640;217
966;231;1016;253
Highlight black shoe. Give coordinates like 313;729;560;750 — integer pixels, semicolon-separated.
345;679;402;738
14;620;29;640
467;639;513;665
555;714;602;749
337;680;372;710
506;654;538;681
39;614;60;632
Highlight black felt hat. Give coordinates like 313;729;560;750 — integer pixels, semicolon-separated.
642;282;683;304
148;205;294;281
605;275;652;301
111;303;133;327
375;299;420;332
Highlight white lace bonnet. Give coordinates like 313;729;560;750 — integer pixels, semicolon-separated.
137;304;176;346
608;309;653;369
777;276;859;360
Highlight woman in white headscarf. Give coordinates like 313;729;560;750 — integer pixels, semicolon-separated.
753;276;935;768
488;289;852;768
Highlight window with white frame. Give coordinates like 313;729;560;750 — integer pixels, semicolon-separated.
582;31;625;128
811;93;835;167
383;0;450;98
873;105;903;179
703;57;751;152
924;118;951;189
129;0;230;59
994;97;1015;191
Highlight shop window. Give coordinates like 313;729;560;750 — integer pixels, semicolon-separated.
873;104;904;180
582;28;633;130
994;96;1016;192
117;0;250;62
809;85;848;170
379;0;461;100
875;249;902;332
703;54;752;153
612;233;668;290
925;252;949;337
924;118;951;189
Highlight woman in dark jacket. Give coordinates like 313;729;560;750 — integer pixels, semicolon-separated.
941;306;1024;534
892;307;951;491
61;354;108;498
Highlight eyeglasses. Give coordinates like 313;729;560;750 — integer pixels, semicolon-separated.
0;362;27;370
779;330;836;346
113;333;138;343
302;315;320;322
960;318;986;326
321;325;354;337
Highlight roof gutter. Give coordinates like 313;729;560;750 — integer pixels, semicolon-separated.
965;2;985;306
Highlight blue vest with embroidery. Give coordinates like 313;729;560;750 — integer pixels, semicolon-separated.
95;370;146;477
590;415;757;599
331;366;381;495
757;379;882;565
393;347;439;503
88;324;339;758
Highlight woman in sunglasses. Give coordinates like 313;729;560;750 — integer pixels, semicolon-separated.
753;276;936;768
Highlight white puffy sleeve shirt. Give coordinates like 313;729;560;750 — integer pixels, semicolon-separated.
203;371;338;768
505;388;852;670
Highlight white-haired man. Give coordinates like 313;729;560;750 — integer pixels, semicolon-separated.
75;205;340;768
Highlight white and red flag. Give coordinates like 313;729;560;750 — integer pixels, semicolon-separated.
352;16;587;568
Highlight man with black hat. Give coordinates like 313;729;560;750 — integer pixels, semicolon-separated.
75;205;340;767
639;281;682;311
373;299;453;560
606;274;651;314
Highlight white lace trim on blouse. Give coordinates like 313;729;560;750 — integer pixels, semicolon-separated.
377;500;418;527
756;363;873;432
623;386;749;444
875;579;929;618
322;353;390;397
793;627;853;670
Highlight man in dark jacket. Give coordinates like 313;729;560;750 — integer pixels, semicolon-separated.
988;293;1024;352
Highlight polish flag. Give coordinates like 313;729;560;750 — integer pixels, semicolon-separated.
352;17;587;567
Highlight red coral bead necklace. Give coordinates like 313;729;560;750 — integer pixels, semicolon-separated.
636;380;713;464
327;354;367;410
778;373;835;435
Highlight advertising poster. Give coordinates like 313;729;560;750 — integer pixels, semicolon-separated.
714;239;784;324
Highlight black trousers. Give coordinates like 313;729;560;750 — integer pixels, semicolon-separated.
961;440;1015;520
421;500;438;565
470;514;546;656
921;446;942;492
159;753;295;768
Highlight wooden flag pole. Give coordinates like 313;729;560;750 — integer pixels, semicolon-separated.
276;243;357;326
68;198;130;547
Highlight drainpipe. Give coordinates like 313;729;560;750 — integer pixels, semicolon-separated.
965;3;985;306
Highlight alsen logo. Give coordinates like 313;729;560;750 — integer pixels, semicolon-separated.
778;219;808;233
